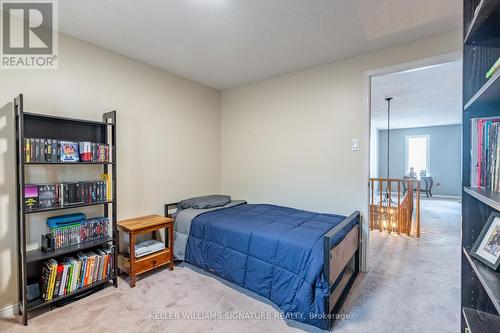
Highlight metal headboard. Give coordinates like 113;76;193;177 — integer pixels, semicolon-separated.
164;202;179;218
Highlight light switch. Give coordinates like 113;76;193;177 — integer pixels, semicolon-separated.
352;138;360;151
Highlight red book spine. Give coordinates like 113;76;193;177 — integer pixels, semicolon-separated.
478;119;483;187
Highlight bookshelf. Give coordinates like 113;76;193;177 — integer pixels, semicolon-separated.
464;68;500;110
462;307;500;333
462;1;500;332
464;0;500;43
24;200;114;214
26;237;114;263
26;278;113;311
463;186;500;211
12;94;118;325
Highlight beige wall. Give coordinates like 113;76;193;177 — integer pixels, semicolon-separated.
220;30;462;268
0;34;221;311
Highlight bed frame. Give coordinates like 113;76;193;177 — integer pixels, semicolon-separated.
164;203;361;330
323;211;361;329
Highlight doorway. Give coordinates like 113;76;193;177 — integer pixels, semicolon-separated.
357;52;463;331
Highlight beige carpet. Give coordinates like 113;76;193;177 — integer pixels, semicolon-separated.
0;197;461;333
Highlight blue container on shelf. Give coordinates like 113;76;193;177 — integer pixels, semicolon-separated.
47;213;86;228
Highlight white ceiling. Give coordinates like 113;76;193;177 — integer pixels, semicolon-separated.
58;0;462;89
371;60;462;130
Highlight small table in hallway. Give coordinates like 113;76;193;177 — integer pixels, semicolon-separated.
403;176;433;197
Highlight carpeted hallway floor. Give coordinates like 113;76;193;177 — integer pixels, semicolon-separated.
0;197;461;333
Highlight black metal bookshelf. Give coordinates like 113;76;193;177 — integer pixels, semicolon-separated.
12;94;118;325
26;277;116;311
25;161;115;165
26;237;114;263
462;307;500;333
24;200;114;214
462;1;500;332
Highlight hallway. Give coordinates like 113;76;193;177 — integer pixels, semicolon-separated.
336;197;461;332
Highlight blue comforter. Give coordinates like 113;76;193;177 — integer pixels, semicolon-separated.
185;203;357;329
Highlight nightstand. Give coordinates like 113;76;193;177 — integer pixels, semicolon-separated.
117;214;174;287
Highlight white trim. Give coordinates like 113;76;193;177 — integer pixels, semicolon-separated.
363;51;461;79
362;51;461;272
361;62;371;273
427;194;462;199
0;304;18;318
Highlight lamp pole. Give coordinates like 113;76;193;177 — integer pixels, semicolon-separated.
385;97;393;179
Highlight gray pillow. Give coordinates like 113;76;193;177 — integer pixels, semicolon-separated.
178;195;231;209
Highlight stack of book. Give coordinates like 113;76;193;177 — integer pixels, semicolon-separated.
24;179;110;210
78;142;111;162
51;217;109;249
24;138;111;163
40;246;114;301
471;117;500;191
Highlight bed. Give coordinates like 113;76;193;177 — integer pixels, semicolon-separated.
164;197;361;330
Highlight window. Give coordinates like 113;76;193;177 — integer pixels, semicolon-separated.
406;135;430;176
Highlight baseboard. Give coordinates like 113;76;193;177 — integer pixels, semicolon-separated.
0;304;19;318
428;194;461;199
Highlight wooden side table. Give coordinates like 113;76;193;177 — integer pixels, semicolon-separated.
117;214;174;287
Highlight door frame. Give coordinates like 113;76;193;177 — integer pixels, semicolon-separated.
360;51;461;271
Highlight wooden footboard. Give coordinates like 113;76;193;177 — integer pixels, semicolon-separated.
323;211;361;330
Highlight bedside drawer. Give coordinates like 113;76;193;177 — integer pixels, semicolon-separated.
118;248;171;276
134;249;171;274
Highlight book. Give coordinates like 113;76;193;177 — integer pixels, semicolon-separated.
45;139;52;162
104;246;114;278
75;259;82;289
47;259;58;300
76;252;87;288
68;257;79;293
63;258;72;294
59;141;80;162
40;262;51;300
101;174;111;201
30;138;35;162
97;250;106;281
34;138;41;162
43;139;48;162
93;255;100;283
79;142;92;161
59;263;68;296
24;138;30;162
38;184;56;209
52;140;58;162
471;117;500;191
486;56;500;79
102;252;109;280
63;261;71;295
84;254;92;286
24;185;39;210
53;264;64;297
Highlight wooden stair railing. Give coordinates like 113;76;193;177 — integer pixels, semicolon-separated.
369;178;421;237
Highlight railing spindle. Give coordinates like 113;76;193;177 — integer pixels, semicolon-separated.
379;179;383;232
416;181;421;238
370;179;374;230
397;181;401;235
